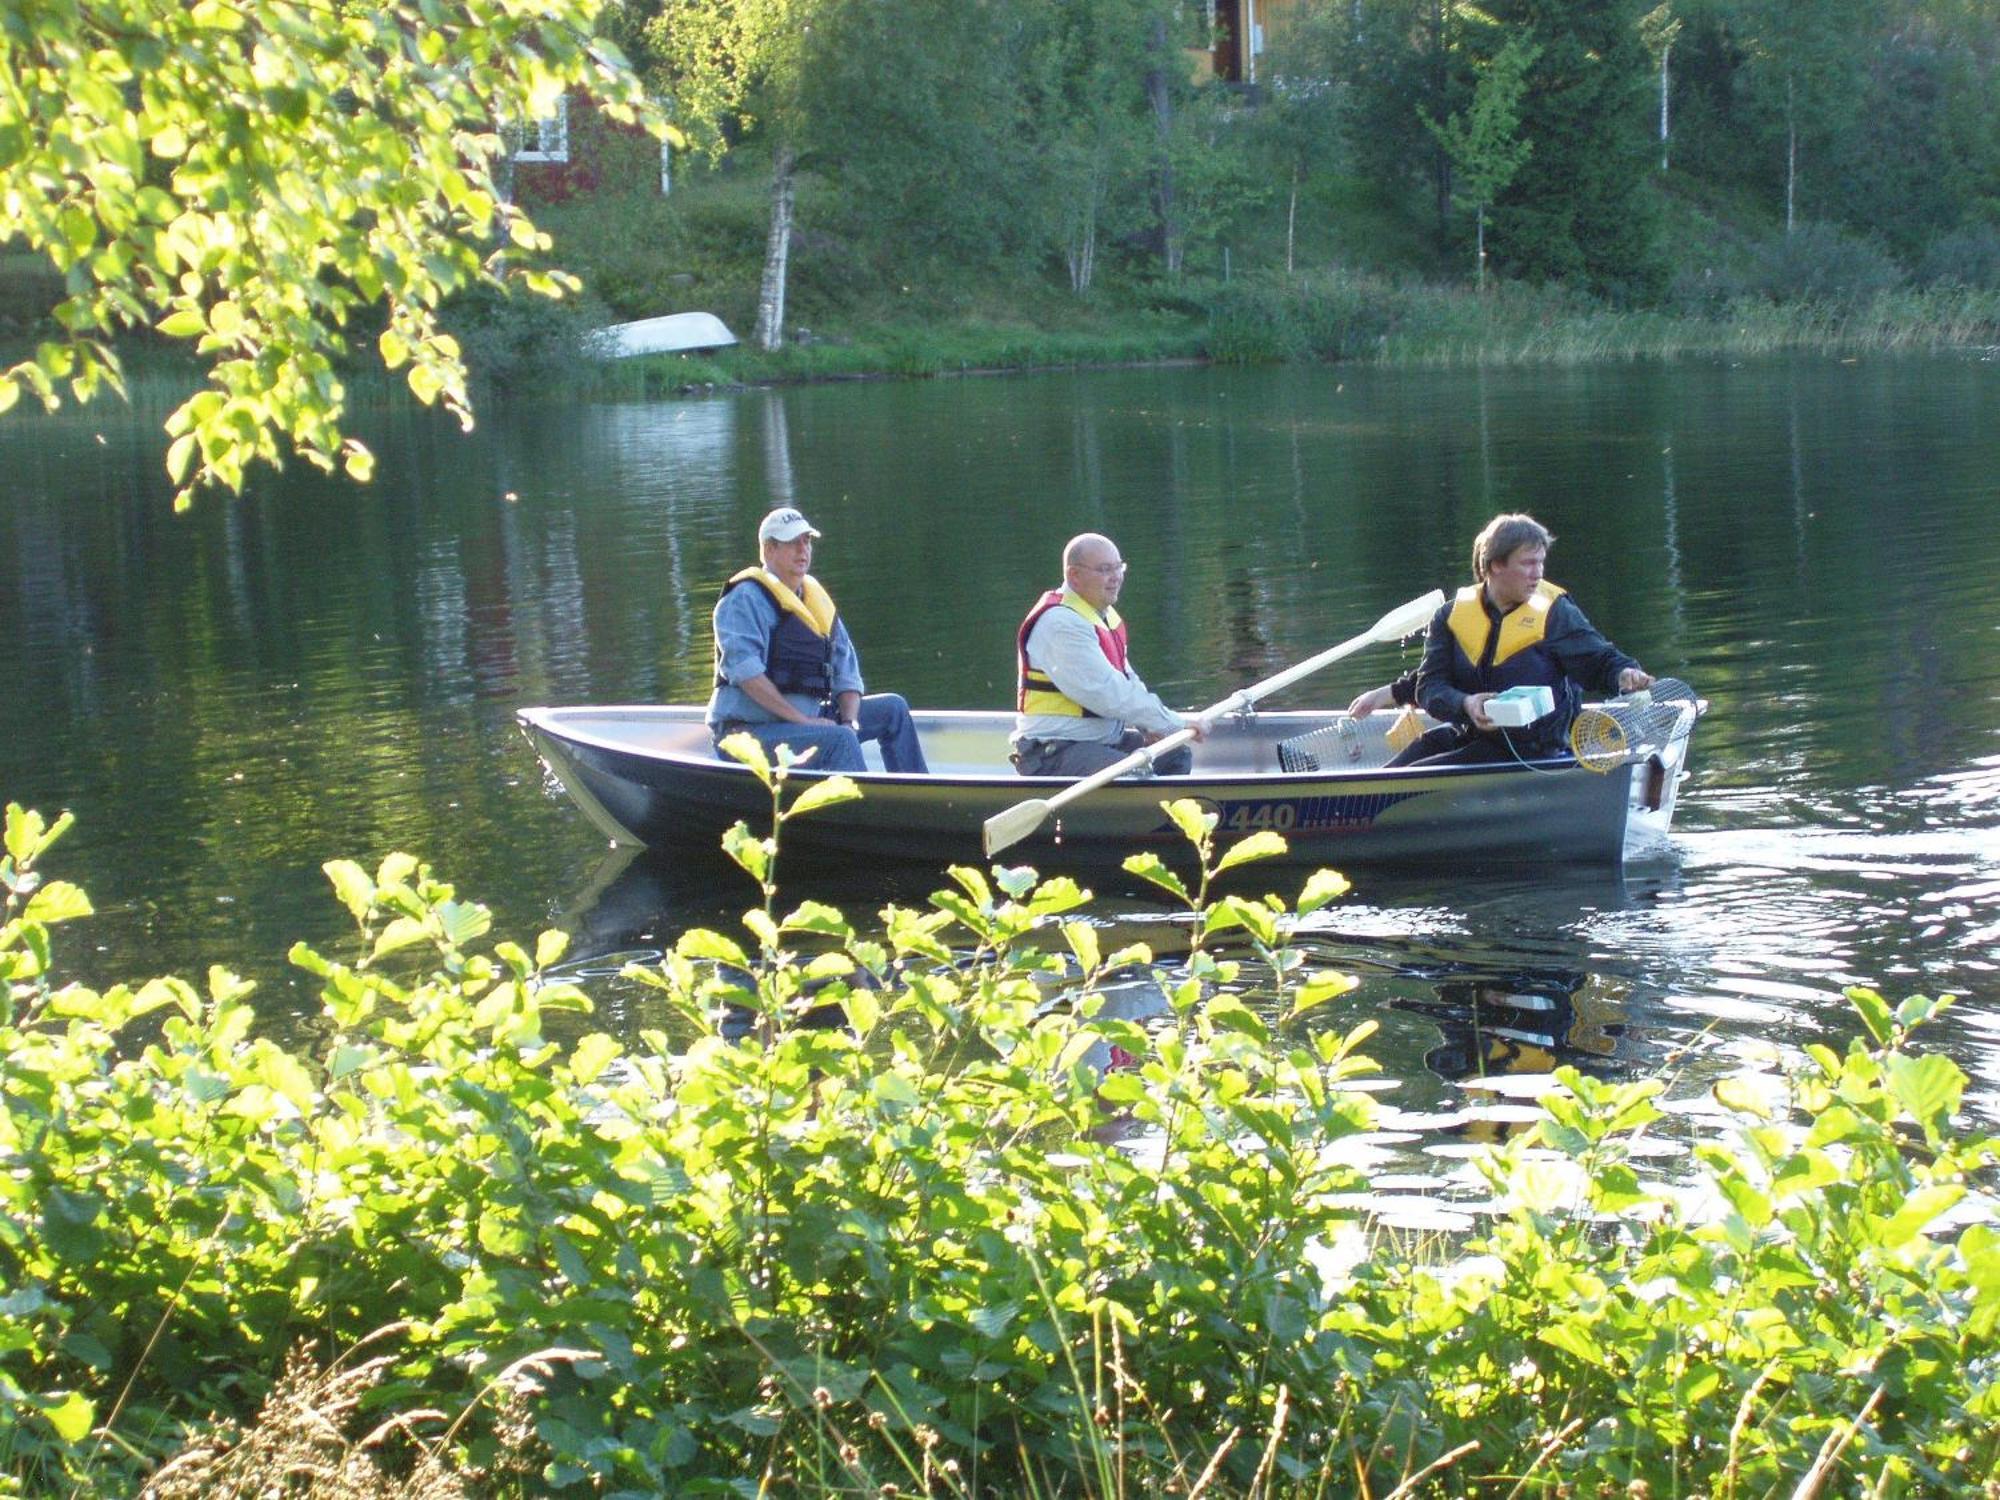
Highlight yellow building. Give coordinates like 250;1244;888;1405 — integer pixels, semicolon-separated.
1193;0;1303;84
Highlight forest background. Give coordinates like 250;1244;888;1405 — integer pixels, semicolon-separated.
3;0;1996;484
486;0;2000;387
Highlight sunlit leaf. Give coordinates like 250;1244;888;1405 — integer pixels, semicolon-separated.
371;916;429;960
1846;986;1895;1046
1876;1183;1963;1249
1296;867;1352;915
991;865;1037;899
781;900;850;937
1287;969;1359;1020
569;1032;621;1085
1713;1076;1773;1119
742;909;779;953
787;776;861;818
678;928;750;969
842;985;880;1037
1122;852;1188;903
1214;830;1288;873
717;734;771;783
1163;798;1216;848
1887;1053;1964;1137
1063;921;1100;974
436;899;491;948
23;880;92;925
721;824;771;884
38;1390;93;1444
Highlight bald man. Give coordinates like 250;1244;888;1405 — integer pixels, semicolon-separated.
1009;532;1197;778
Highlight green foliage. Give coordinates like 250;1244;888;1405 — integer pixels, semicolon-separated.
1921;224;2000;292
1487;0;1669;300
5;785;1999;1495
1202;271;1395;362
1747;220;1906;304
0;0;661;506
1423;33;1539;285
1327;1001;2000;1494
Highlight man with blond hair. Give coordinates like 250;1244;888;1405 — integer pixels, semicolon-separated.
1394;512;1652;767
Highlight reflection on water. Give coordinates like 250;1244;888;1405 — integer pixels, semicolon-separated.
3;355;1998;1172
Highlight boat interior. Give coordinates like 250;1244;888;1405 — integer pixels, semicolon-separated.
530;686;1703;783
536;706;1415;779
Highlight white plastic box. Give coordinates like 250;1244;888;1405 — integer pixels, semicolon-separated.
1485;684;1554;728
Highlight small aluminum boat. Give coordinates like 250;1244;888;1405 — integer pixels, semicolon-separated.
518;688;1704;872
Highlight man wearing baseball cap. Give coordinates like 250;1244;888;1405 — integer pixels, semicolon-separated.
705;506;928;773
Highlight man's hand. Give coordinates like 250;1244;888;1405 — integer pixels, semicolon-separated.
1347;683;1398;718
1465;692;1497;731
1618;667;1655;694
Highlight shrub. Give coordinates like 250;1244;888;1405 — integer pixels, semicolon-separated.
4;769;1997;1497
1919;224;2000;292
1748;222;1907;305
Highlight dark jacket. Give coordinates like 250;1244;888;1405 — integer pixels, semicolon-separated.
1413;582;1639;758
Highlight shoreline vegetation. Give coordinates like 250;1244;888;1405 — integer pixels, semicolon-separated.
612;274;2000;398
6;759;1997;1497
9;253;1996;421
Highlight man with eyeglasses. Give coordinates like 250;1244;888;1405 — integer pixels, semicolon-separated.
1010;532;1200;778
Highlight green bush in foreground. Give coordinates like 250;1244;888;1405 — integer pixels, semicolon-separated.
3;762;1997;1496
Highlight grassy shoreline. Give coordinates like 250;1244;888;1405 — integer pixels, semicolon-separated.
595;273;2000;398
11;275;1994;421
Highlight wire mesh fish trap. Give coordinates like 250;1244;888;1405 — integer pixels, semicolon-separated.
1569;677;1703;772
1277;718;1369;773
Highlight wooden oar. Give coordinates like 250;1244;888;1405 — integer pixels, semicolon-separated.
982;588;1445;857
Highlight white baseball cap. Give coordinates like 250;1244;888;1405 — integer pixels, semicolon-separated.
757;507;820;543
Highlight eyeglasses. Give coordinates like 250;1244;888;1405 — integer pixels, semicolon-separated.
1080;561;1129;576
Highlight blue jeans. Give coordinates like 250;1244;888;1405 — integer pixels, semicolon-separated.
715;693;928;773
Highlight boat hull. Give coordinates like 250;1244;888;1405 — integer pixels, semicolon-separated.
519;706;1698;872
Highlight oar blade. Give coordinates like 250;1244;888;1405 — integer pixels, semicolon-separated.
1368;588;1445;643
983;797;1053;858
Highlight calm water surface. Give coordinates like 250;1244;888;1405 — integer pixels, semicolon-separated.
5;355;1998;1185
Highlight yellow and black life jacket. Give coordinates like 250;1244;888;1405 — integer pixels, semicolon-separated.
1016;589;1129;716
1446;579;1567;670
715;568;840;699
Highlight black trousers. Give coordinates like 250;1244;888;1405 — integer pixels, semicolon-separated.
1012;728;1194;778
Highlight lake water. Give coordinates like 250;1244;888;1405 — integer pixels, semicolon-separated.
5;354;1999;1178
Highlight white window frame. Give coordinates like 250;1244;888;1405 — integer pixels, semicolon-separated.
513;97;569;163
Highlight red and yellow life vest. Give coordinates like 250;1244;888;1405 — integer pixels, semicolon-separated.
1016;589;1127;716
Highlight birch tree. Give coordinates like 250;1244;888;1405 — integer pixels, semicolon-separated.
1733;0;1878;233
1423;36;1538;289
1640;3;1683;170
649;0;828;351
0;0;658;506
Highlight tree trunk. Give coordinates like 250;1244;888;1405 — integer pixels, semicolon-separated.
1429;0;1451;238
754;143;796;352
1286;161;1299;276
1475;202;1486;292
1144;14;1181;276
1068;201;1098;294
1659;44;1671;170
1784;75;1796;235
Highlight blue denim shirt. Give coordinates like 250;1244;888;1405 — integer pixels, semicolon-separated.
705;577;865;729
